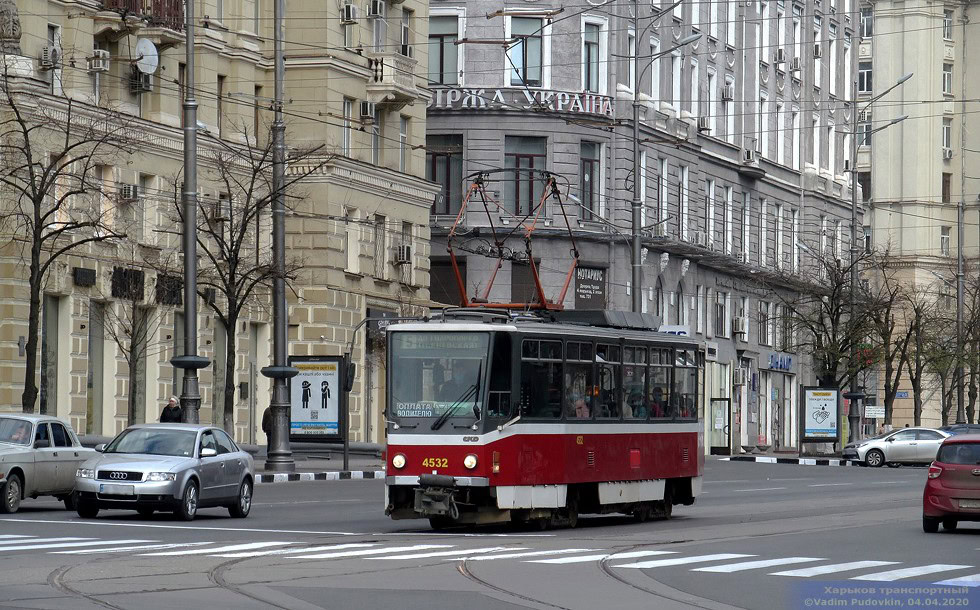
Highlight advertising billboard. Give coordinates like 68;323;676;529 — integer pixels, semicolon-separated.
288;355;343;441
802;387;840;442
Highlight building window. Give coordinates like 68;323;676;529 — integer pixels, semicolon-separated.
860;7;873;38
342;98;353;156
943;118;952;150
253;85;263;142
760;198;768;267
858;171;872;202
691;59;699;114
759;301;772;346
216;75;226;138
650;39;661;101
858;61;873;93
671;52;681;107
504;136;547;215
943;9;953;40
426;135;464;215
372;110;383;164
864;225;872;254
580;142;600;218
400;9;414;56
696;285;705;334
658;157;668;224
714;291;728;338
724;186;733;254
428;16;459;85
373;215;387;278
583;23;601;92
509;17;543;86
399;116;409;172
706;179;715;246
941;226;951;257
943;63;953;95
373;4;387;52
680;164;689;241
177;63;186;127
626;30;636;91
942;172;952;203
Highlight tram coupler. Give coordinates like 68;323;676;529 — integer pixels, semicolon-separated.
414;474;461;518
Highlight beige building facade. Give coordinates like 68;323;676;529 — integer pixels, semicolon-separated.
0;0;437;444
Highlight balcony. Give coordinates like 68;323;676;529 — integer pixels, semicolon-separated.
364;51;420;110
98;1;183;43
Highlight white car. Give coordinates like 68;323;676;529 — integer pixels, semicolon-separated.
842;427;950;467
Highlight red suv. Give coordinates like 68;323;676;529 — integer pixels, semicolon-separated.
923;435;980;533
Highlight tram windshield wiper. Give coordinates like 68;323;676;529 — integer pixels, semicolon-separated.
431;363;483;431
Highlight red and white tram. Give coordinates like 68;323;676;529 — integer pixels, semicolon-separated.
384;309;704;529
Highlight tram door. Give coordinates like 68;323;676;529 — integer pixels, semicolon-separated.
709;397;732;455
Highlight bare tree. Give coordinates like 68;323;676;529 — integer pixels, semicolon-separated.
866;253;913;425
166;126;328;434
0;70;132;412
903;288;935;427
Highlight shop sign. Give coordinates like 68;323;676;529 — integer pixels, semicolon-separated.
429;87;615;118
767;353;794;371
865;404;886;419
895;391;909;399
658;324;691;337
574;267;607;309
802;387;840;442
367;308;397;340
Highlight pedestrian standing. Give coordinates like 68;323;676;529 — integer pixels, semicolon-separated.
262;407;272;439
160;396;182;422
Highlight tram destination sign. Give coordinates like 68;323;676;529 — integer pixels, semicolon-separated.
429;87;615;118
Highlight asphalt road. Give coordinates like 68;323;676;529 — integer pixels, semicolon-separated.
0;460;977;610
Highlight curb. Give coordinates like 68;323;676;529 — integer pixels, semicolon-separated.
721;456;861;466
255;470;386;484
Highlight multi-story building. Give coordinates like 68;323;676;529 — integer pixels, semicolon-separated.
0;0;437;444
857;0;974;426
425;0;862;454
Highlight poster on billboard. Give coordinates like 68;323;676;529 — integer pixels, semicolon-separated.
802;387;840;442
288;355;343;441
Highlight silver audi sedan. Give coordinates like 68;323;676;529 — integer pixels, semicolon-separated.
74;424;253;520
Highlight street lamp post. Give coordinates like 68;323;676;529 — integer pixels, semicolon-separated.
846;72;911;442
172;0;209;422
260;0;298;471
956;196;966;424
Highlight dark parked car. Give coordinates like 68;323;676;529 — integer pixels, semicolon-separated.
923;434;980;533
939;424;980;436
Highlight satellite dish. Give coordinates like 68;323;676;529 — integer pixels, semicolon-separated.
135;39;159;75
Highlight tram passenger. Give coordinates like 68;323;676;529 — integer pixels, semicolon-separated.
568;394;590;419
628;390;647;419
650;386;667;418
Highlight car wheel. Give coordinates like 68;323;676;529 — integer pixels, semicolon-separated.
865;449;885;468
228;479;252;518
923;516;940;533
0;474;22;514
943;519;958;531
76;500;99;519
137;506;155;518
175;480;198;521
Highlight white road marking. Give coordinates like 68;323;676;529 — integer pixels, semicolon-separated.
935;574;980;587
851;564;973;582
529;551;676;564
615;553;754;569
0;537;92;547
694;557;824;573
807;483;852;487
0;535;32;539
772;561;900;578
289;545;454;560
456;549;599;562
216;544;377;558
0;539;152;552
731;487;787;492
55;542;213;555
141;542;293;556
372;546;520;560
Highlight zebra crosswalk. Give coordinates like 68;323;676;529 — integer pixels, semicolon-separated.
1;533;979;587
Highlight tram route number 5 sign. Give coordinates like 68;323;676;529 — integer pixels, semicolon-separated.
288;355;344;441
802;387;840;443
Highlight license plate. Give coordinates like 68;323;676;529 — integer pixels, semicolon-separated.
958;499;980;509
99;483;135;495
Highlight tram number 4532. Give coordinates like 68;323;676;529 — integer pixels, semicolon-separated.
421;458;449;468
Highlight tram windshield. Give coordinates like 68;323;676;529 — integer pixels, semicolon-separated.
389;331;490;431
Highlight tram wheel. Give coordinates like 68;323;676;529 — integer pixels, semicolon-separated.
565;500;579;529
429;516;455;531
632;504;652;523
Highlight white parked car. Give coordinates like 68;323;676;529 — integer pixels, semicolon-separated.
0;415;97;513
842;427;950;467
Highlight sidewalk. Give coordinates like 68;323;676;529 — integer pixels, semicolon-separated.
721;455;859;466
252;453;386;484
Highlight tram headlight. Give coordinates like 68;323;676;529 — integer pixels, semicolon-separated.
392;454;407;469
463;454;478;470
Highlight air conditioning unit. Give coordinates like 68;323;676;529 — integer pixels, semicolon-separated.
119;184;140;202
367;0;385;18
87;49;110;73
653;223;668;238
360;100;376;120
39;46;61;70
394;243;412;265
790;56;802;72
843;158;851;172
401;44;414;58
722;83;735;101
813;43;823;59
742;148;758;164
130;69;152;94
341;3;358;24
693;231;708;247
733;367;749;385
733;317;747;336
774;48;786;64
943;148;954;160
697;116;711;132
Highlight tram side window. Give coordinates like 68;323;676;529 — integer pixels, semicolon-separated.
488;334;513;419
674;349;698;420
649;348;671;419
595;344;621;419
565;341;593;419
519;339;562;419
624;346;647;419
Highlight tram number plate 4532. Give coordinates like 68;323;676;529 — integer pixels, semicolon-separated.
421;458;448;468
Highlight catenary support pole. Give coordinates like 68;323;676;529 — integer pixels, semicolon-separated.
630;0;643;313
